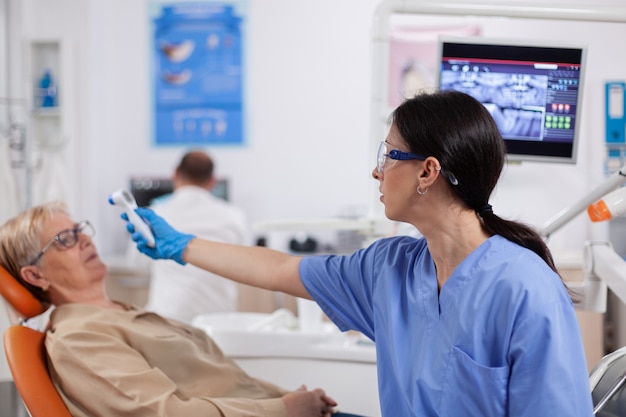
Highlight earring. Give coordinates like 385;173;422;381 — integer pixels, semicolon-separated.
417;186;428;195
41;283;49;292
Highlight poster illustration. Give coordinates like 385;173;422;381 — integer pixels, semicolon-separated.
388;24;481;109
152;2;246;146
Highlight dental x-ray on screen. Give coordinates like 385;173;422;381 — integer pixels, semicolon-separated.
437;36;587;164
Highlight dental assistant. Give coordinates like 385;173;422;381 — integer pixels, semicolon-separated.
125;90;594;417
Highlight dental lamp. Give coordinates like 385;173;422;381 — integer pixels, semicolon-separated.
541;165;626;313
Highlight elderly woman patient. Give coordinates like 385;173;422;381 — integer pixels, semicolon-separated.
0;201;358;417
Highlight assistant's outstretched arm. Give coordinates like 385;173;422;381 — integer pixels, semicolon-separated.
124;207;311;299
184;237;310;298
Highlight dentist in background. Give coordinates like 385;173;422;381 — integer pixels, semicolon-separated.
128;150;249;323
124;91;594;417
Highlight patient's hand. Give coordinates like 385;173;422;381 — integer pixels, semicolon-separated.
282;385;337;417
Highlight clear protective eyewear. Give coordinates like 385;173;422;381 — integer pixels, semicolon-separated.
29;220;95;265
375;140;460;185
376;140;426;174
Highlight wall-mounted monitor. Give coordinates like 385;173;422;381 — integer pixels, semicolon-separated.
130;177;229;207
437;36;587;164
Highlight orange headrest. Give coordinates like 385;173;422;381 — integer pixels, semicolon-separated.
0;264;46;319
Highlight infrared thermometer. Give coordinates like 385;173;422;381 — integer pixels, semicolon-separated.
108;189;156;247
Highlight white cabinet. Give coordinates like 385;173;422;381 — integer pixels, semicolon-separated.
23;39;76;210
25;41;62;146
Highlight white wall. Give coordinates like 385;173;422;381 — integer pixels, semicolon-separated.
11;0;626;261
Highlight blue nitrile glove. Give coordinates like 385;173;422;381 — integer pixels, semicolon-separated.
122;207;195;265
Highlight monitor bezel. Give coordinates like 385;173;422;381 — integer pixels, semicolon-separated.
436;35;587;164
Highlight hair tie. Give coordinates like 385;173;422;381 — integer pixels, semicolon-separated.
478;204;493;217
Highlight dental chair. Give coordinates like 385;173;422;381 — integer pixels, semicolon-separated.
0;265;72;417
590;345;626;416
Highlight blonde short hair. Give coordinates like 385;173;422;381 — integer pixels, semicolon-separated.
0;201;70;301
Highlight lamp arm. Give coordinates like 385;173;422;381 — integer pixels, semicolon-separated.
540;166;626;238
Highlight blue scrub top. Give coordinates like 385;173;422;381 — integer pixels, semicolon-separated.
300;235;594;417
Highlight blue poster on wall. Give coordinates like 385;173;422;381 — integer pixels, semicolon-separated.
152;2;245;146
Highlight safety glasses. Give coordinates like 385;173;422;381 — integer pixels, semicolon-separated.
29;220;95;265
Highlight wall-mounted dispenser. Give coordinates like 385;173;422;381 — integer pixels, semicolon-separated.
605;81;626;176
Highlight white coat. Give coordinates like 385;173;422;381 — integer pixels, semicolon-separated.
135;185;249;323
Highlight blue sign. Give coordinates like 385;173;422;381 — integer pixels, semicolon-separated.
152;2;244;145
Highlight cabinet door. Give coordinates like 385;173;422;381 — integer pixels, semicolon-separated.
25;39;77;209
